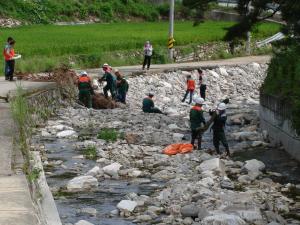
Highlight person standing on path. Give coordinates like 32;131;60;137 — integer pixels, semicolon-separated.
182;75;196;104
3;37;16;81
142;93;164;114
115;69;129;104
142;41;153;70
77;71;93;108
198;69;207;100
190;97;206;150
211;102;230;156
99;63;116;99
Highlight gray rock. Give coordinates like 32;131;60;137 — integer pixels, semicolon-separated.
74;220;94;225
220;177;235;190
181;204;199;218
67;176;98;192
243;159;265;173
201;214;246;225
77;207;97;217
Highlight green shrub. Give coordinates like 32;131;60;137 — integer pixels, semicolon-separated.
83;145;97;160
261;40;300;134
97;128;119;142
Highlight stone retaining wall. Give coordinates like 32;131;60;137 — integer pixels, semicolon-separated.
259;93;300;161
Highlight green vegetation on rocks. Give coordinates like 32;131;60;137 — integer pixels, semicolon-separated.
0;21;280;73
97;128;120;142
261;40;300;134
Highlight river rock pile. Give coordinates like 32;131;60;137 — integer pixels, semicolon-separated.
34;63;299;225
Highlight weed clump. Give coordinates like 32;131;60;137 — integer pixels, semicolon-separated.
84;145;97;160
97;128;119;142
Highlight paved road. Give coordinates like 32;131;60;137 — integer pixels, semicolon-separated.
85;55;271;76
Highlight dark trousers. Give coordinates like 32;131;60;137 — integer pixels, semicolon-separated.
213;130;229;154
182;90;194;104
191;129;202;150
103;85;115;99
4;61;9;79
6;60;15;81
200;84;206;100
117;92;127;104
143;55;151;70
143;107;163;114
79;90;92;108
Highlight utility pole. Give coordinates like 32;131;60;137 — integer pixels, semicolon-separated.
168;0;175;60
246;1;251;55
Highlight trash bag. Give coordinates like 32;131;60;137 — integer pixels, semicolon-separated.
163;143;193;155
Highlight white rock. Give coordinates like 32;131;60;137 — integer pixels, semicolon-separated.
103;162;122;177
199;158;225;174
51;124;65;131
173;133;184;141
75;220;94;225
117;200;137;212
168;124;179;130
57;130;77;138
243;159;265;173
202;214;246;225
41;131;51;137
165;108;180;116
67;176;98;191
128;169;142;178
197;177;214;187
219;67;229;76
236;210;263;222
208;70;220;79
86;166;102;177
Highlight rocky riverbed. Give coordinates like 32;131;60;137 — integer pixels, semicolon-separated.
31;63;300;225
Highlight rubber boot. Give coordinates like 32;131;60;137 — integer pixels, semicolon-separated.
215;147;220;155
225;148;230;157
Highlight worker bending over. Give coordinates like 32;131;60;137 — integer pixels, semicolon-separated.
99;63;116;99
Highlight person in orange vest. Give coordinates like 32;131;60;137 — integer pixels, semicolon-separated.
3;37;16;81
190;97;206;150
182;75;195;104
77;71;93;108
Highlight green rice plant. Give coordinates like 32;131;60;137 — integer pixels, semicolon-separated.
0;21;281;73
97;128;118;142
83;145;97;160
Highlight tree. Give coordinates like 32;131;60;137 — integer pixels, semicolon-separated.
182;0;216;26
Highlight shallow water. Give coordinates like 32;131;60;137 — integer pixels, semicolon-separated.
39;138;163;225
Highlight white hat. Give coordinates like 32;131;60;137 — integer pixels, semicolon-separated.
114;68;119;73
102;63;109;67
194;97;205;105
80;71;87;76
217;102;226;110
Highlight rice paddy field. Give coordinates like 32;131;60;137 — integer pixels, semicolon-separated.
0;21;281;73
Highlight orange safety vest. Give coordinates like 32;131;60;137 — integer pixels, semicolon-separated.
187;79;195;90
78;76;91;83
191;105;202;111
3;46;15;61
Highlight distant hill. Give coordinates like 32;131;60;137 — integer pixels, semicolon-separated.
0;0;189;24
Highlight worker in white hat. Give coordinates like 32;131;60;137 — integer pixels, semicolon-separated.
190;97;206;150
211;102;230;156
78;71;93;108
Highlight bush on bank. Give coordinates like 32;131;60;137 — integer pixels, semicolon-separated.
261;40;300;134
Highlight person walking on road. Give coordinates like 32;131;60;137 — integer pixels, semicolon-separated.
77;71;93;108
142;41;153;70
182;75;196;104
190;97;206;150
115;69;129;104
211;102;230;156
99;63;116;99
3;37;16;81
198;69;207;100
142;93;164;114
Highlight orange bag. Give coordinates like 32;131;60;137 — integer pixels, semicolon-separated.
163;143;193;155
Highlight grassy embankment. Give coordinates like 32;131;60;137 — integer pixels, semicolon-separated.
0;21;280;73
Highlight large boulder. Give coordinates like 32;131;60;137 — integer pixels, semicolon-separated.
67;176;98;192
243;159;265;173
117;200;138;212
102;162;122;177
201;214;246;225
198;158;225;174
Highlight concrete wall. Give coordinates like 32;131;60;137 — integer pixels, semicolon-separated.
260;105;300;162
